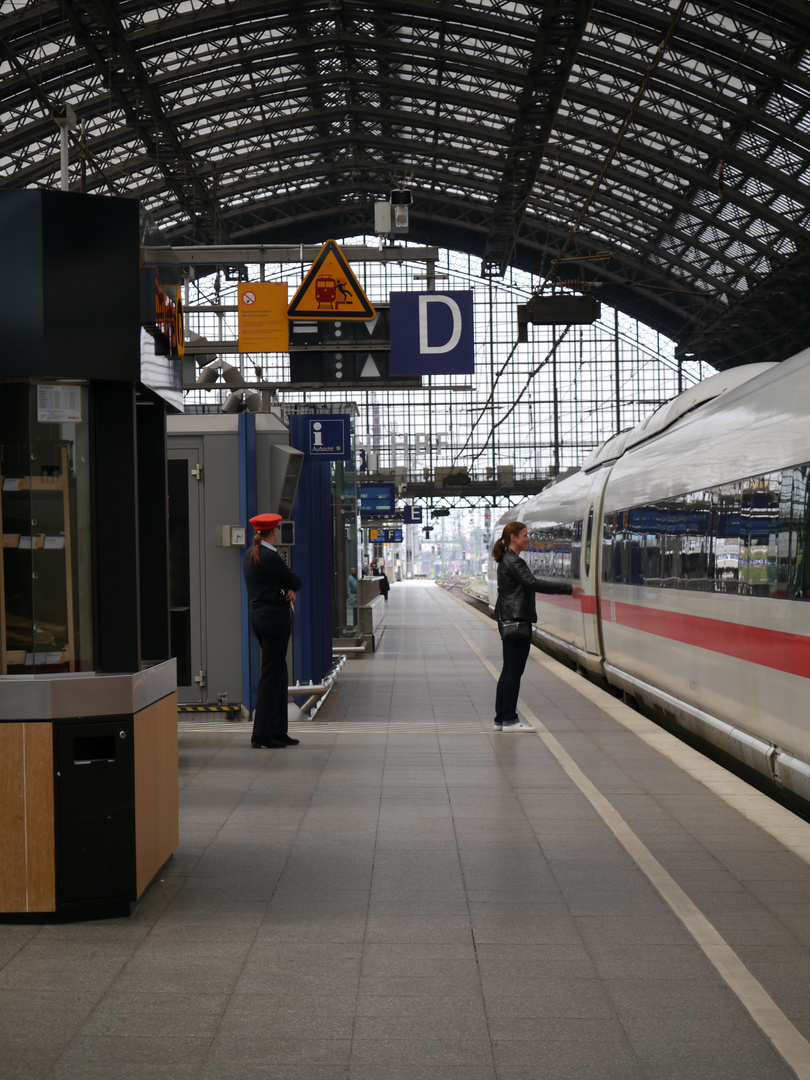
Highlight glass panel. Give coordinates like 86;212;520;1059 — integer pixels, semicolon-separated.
167;458;192;687
526;520;581;580
0;382;92;673
602;461;810;602
584;506;594;577
776;466;810;600
741;476;777;596
715;483;741;594
333;454;361;638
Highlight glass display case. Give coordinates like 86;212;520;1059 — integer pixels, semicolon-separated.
0;382;93;673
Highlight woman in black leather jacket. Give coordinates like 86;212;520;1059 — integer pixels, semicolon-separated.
492;520;574;732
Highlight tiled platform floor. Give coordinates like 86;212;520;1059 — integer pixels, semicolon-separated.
2;580;810;1079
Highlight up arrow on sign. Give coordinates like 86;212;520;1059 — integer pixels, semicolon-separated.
389;291;474;375
360;354;381;377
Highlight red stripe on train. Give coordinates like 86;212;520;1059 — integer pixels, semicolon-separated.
535;593;810;679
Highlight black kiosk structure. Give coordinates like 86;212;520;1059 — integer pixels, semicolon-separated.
0;190;179;920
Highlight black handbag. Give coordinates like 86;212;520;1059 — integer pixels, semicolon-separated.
498;619;532;641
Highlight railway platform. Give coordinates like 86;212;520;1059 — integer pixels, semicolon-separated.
2;580;810;1079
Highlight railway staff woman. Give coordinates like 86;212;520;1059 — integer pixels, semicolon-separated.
492;521;574;732
243;513;303;749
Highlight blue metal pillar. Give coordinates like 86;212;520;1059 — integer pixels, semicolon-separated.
288;416;334;688
238;412;259;714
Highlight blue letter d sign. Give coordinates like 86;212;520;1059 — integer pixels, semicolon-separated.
390;290;474;375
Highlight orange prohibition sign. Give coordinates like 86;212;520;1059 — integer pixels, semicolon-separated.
238;282;289;352
287;240;376;320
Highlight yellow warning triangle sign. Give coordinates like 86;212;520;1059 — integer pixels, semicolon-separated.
287;240;376;320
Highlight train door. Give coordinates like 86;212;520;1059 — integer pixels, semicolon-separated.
582;468;609;660
167;446;206;702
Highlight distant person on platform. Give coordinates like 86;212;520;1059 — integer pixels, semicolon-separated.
243;513;303;749
492;520;576;733
378;561;390;601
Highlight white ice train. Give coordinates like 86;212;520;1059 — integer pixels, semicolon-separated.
487;349;810;804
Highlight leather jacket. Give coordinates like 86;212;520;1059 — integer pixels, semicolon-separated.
494;547;573;623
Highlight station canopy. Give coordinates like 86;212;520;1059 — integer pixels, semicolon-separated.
3;1;810;370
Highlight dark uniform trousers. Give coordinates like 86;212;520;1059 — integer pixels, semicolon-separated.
251;607;292;740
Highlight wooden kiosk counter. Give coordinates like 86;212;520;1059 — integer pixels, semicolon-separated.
0;660;178;921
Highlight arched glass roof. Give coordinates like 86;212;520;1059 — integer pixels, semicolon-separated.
2;0;810;368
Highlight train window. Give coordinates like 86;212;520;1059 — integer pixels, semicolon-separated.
740;479;777;597
715;485;742;593
525;520;582;580
776;467;810;600
602;461;810;601
585;506;594;576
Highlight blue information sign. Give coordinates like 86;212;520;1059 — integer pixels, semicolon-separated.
369;527;403;543
298;415;351;461
359;482;396;515
389;291;474;376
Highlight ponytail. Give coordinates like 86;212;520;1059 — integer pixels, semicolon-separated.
248;530;269;567
491;520;526;563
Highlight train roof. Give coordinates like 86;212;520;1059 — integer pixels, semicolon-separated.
496;346;810;533
582;362;778;472
493;466;596;534
605;346;810;508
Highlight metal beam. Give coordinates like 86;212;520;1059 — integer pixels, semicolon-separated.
399;480;550;501
481;0;596;276
142;244;439;266
62;0;226;243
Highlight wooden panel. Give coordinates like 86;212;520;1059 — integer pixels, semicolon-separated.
0;723;55;913
23;723;55;911
133;694;179;898
0;726;27;911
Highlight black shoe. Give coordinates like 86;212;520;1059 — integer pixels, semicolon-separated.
251;737;286;748
279;734;300;745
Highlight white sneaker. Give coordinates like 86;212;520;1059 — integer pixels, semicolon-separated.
501;721;534;733
493;721;503;731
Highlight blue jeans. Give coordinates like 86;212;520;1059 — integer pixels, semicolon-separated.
494;636;532;722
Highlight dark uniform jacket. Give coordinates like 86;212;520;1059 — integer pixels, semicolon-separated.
243;544;303;612
494;548;573;623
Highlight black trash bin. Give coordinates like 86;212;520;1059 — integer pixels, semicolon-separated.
54;716;136;916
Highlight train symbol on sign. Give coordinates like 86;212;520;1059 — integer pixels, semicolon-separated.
287;240;375;320
315;275;353;309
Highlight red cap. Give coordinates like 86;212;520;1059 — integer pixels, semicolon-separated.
250;513;282;531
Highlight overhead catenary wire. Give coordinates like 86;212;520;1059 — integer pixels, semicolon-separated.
455;1;691;473
460;0;785;470
461;325;572;470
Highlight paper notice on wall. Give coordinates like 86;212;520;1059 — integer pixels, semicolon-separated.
238;282;289;352
37;384;82;423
